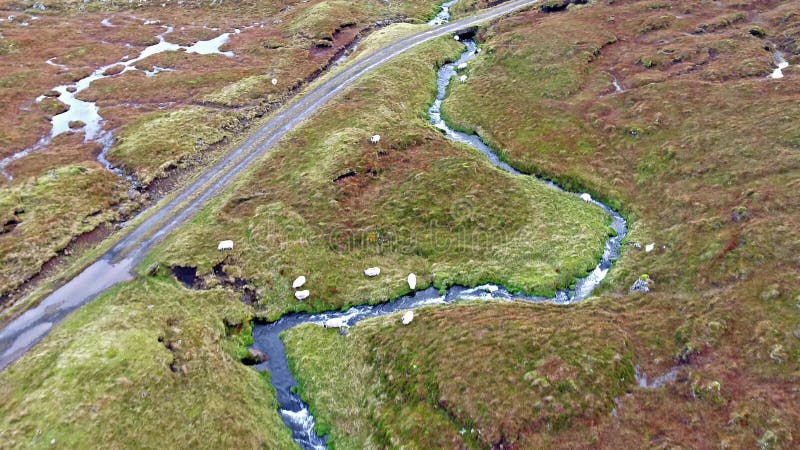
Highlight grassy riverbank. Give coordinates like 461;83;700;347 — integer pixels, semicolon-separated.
0;24;611;448
145;33;610;320
0;276;296;449
284;301;636;449
285;0;800;447
0;0;457;309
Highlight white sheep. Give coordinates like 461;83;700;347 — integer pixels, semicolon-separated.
407;273;417;290
370;134;381;144
292;276;306;289
217;240;234;251
294;290;310;301
323;317;348;328
580;193;592;202
645;243;655;253
459;75;467;83
271;78;277;85
457;62;468;70
401;310;414;325
364;267;380;277
453;35;460;41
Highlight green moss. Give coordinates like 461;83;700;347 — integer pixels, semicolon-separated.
0;277;295;448
108;107;241;185
149;36;609;320
0;165;129;296
284;302;636;448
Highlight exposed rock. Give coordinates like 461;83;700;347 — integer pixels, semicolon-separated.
629;276;652;293
242;348;267;365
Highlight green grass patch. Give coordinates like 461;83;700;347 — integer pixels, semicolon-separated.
0;276;295;448
284;301;635;448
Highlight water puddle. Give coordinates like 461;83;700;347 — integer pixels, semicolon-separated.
253;38;628;450
0;23;237;180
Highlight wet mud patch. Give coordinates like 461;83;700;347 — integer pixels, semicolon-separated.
170;257;258;304
171;265;202;289
539;0;588;13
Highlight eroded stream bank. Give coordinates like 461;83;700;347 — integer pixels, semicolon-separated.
252;38;628;449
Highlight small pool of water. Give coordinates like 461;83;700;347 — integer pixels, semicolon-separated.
0;23;237;180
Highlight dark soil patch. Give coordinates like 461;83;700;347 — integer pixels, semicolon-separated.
540;0;588;13
171;258;258;305
171;265;203;289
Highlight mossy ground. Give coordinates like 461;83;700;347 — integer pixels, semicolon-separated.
0;165;132;299
284;301;636;449
146;35;610;320
284;0;800;448
0;276;296;449
0;0;464;305
0;20;611;449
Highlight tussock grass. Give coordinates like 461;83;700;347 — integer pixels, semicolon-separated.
0;165;130;297
435;0;800;446
0;276;296;449
285;301;635;448
0;0;452;304
148;36;610;320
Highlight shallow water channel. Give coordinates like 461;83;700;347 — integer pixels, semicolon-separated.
252;39;628;449
0;23;236;179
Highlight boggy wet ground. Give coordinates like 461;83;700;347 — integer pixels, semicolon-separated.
252;38;627;450
0;0;462;312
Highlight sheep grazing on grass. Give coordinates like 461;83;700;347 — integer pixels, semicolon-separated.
645;243;655;253
364;267;380;277
323;317;348;329
407;273;416;290
292;276;306;289
459;75;467;83
457;62;468;70
370;134;381;144
271;78;277;85
217;240;234;251
294;290;310;301
580;193;592;202
401;310;414;325
453;35;460;41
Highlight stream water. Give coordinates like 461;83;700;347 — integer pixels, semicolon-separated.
252;39;628;449
769;51;789;79
0;24;236;180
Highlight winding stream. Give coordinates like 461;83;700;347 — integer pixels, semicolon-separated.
252;39;628;449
